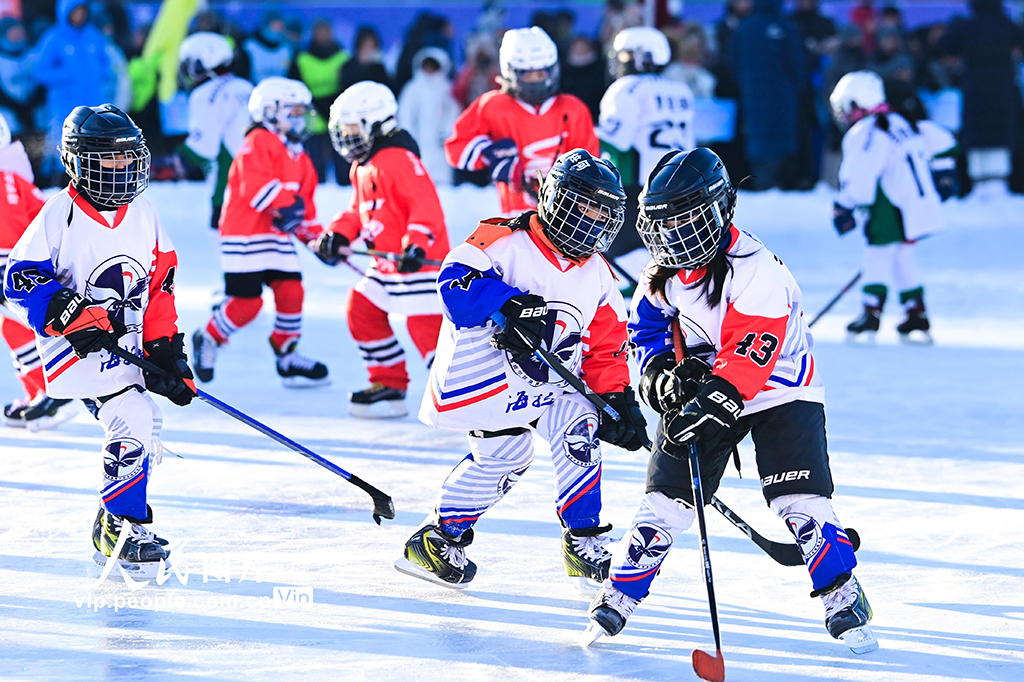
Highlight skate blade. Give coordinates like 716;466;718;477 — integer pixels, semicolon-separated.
580;622;606;647
393;557;469;590
570;576;602;594
4;417;27;428
841;625;879;654
846;330;876;346
25;404;78;432
899;330;933;346
281;376;332;389
93;551;172;580
350;400;408;419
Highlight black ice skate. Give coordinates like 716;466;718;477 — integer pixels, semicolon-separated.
582;581;643;646
93;506;172;580
349;383;407;419
273;339;330;388
14;395;77;432
562;524;615;593
4;397;32;427
191;329;218;383
820;573;878;654
394;524;477;589
897;305;933;345
846;306;881;344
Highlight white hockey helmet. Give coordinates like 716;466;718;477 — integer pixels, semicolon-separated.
830;71;886;127
499;27;560;107
613;26;671;77
328;81;398;164
178;32;234;88
0;111;10;148
249;77;313;142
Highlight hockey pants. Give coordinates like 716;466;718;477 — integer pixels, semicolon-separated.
206;278;304;352
435;392;604;536
861;242;925;311
97;388;163;520
1;316;45;399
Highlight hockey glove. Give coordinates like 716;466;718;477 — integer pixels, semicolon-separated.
313;231;352;266
639;353;712;414
142;332;196;406
491;294;548;361
832;203;856;236
931;168;959;202
597;386;648;451
396;244;427;274
663;374;743;455
272;196;306;235
481;138;520;185
44;288;125;359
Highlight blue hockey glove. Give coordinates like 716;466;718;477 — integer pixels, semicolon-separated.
396;244;427;274
481;138;520;184
832;203;856;236
663;375;743;454
273;196;305;234
931;168;959;202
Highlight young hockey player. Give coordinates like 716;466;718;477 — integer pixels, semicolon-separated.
830;70;955;344
315;81;450;418
394;149;647;591
584;148;877;654
192;77;330;387
0;112;78;430
598;26;696;282
176;31;254;229
444;27;599;216
4;104;195;575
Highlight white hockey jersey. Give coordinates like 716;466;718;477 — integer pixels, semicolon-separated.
4;189;180;399
629;227;823;416
597;74;696;186
420;214;631;432
185;74;253;161
837;112;953;241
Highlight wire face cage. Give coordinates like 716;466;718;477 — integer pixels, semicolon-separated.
70;148;152;208
638;198;725;269
544;185;626;260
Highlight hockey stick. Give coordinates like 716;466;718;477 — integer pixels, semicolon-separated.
808;271;861;328
351;248;444;268
489;312;807;567
104;345;396;524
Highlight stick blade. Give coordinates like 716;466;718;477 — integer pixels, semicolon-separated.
371;494;396;525
692;649;725;682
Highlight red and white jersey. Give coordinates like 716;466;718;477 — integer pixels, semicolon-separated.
444;91;599;215
420;215;630;432
5;188;179;399
219;126;321;274
629;227;823;416
0;171;46;268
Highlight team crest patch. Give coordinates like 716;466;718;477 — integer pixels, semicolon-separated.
497;464;530;496
563;415;599;467
103;437;146;481
85;255;149;333
626;522;673;569
785;512;823;560
504;301;585;388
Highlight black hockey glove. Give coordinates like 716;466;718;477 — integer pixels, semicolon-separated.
313;231;351;266
142;332;196;406
44;288;125;359
597;386;648;451
639;353;712;414
663;374;743;455
272;196;305;234
931;168;959;202
491;294;548;361
832;202;856;236
396;244;427;274
481;138;520;184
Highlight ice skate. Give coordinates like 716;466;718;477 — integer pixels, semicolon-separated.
897;306;933;346
20;395;77;432
191;329;218;383
582;580;642;645
562;524;614;593
821;574;878;654
4;396;32;427
273;339;330;388
846;306;880;345
92;507;172;580
349;383;407;418
394;524;477;589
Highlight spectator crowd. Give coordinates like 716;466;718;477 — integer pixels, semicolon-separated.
6;0;1024;195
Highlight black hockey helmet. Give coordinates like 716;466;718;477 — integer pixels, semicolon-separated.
637;147;737;269
61;104;150;209
537;148;626;261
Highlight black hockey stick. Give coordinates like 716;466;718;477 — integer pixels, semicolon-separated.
105;345;396;524
808;271;861;328
688;439;726;681
489;312;809;567
351;248;444;268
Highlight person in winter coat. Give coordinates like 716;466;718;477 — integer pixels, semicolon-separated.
397;48;459;185
33;0;114;184
451;33;500;110
727;0;805;190
560;36;606;124
340;26;392;93
939;0;1024;197
0;18;43;136
244;10;294;85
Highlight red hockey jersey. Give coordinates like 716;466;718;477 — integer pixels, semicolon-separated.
328;138;450;274
219;126;321;274
444;91;599;215
0;171;46;264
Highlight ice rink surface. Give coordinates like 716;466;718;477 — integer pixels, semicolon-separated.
0;183;1022;681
